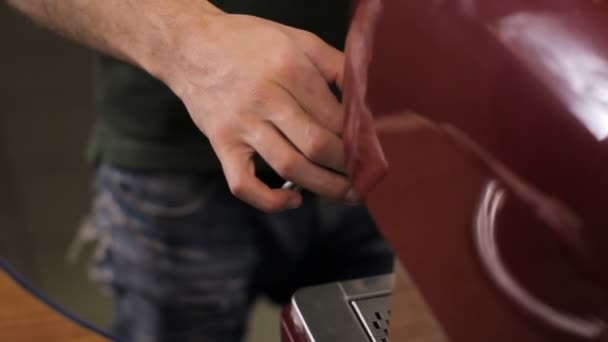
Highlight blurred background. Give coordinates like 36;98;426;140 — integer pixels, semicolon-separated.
0;5;279;341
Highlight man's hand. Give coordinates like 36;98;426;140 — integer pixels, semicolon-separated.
7;0;357;212
154;14;357;212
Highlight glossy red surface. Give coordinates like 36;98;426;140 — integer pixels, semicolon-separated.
280;304;310;342
344;0;608;341
280;305;298;342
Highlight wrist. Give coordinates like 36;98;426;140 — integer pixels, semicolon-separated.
134;2;224;88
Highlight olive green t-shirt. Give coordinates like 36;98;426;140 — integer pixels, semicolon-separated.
88;0;350;171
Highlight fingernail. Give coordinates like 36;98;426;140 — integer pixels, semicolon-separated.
345;189;360;204
287;195;302;209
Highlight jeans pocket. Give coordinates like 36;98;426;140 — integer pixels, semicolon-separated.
99;164;219;218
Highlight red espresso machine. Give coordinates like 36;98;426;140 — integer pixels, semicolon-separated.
281;0;608;341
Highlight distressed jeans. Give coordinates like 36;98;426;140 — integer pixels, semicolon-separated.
87;163;393;342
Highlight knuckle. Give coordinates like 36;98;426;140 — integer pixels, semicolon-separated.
242;120;265;145
327;182;350;200
273;155;298;178
261;199;284;214
296;29;327;58
304;32;325;54
227;173;248;198
302;132;327;161
249;83;273;108
206;124;231;144
273;48;298;79
268;104;296;125
295;29;319;44
312;172;350;200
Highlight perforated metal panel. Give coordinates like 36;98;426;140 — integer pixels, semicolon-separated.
351;296;391;342
290;275;392;342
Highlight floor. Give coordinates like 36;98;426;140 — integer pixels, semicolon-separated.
0;5;279;341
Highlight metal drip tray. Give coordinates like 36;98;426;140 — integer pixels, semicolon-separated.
352;296;391;342
290;275;392;342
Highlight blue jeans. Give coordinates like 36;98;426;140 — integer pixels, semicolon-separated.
88;163;393;342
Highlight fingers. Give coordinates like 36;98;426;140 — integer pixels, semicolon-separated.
276;29;345;134
191;22;357;212
248;123;356;202
281;61;344;135
213;141;303;212
268;92;345;173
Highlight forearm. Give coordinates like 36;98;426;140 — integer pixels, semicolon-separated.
7;0;222;78
8;0;352;212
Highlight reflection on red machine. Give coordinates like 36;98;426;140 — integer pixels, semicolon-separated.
343;0;608;341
